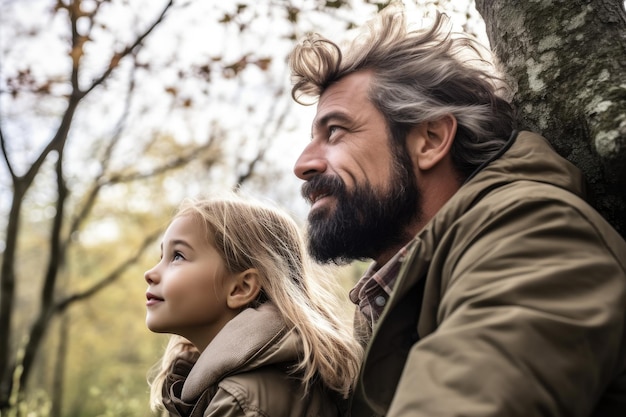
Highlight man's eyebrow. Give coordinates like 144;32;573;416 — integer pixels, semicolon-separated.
314;111;352;129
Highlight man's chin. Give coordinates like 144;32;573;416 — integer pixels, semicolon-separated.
307;226;358;265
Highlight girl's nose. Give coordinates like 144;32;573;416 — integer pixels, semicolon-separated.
144;266;158;284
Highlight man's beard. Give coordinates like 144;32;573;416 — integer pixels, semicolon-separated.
301;157;421;264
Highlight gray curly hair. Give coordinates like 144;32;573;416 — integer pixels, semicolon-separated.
289;4;516;179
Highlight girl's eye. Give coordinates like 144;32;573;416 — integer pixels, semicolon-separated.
172;251;185;261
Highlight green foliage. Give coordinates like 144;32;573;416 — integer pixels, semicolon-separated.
2;390;52;417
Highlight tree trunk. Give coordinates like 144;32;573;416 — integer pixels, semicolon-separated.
475;0;626;238
51;315;69;417
0;186;24;408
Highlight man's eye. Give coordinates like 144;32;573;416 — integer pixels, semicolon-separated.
328;125;341;139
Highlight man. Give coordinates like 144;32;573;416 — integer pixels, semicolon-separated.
289;4;626;417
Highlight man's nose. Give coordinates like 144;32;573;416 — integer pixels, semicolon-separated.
294;141;327;180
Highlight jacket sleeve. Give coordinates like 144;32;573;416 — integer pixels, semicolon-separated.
387;195;626;416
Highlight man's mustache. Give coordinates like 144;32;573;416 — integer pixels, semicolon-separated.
301;175;346;204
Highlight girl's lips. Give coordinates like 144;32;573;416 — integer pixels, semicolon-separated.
146;292;164;306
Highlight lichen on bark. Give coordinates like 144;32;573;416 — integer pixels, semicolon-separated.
475;0;626;237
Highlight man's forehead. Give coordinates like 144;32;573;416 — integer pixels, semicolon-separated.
319;71;373;102
313;73;373;125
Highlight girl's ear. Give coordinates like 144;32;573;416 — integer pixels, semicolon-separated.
407;114;457;171
226;269;261;310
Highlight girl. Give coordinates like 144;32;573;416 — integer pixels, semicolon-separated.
144;193;363;416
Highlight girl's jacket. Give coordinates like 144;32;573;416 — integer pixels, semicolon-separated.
350;131;626;416
162;303;340;417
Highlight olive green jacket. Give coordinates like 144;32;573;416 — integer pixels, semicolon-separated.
350;131;626;416
162;303;340;417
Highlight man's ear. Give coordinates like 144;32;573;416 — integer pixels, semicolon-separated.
407;114;457;171
226;269;261;310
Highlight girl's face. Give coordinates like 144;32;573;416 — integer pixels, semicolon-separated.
144;214;238;351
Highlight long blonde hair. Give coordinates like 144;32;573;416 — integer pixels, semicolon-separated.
148;193;362;411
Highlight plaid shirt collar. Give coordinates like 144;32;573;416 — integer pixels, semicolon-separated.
349;240;415;329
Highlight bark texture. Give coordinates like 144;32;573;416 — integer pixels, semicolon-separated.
475;0;626;238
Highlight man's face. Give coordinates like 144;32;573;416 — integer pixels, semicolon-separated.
294;71;420;264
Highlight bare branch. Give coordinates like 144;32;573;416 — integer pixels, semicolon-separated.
8;0;92;193
40;149;69;310
20;92;82;202
81;0;174;97
0;122;16;180
17;148;69;396
236;84;289;185
66;54;140;241
107;141;218;185
54;228;163;312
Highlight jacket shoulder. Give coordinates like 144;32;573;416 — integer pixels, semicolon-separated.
205;367;339;417
472;180;626;259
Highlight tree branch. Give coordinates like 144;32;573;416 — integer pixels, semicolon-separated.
236;85;289;185
81;0;174;98
0;122;16;180
66;53;140;241
107;140;218;184
54;228;163;312
18;147;69;396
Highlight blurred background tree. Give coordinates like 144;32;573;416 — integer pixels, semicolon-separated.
1;0;624;416
0;0;388;414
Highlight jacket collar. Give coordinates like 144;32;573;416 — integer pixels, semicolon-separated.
164;302;301;404
464;130;518;184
